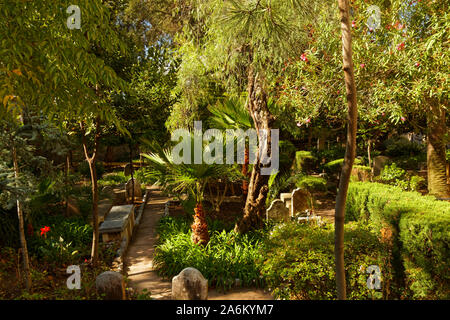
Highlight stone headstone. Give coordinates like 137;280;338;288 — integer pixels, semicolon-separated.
113;189;127;205
95;271;126;300
351;167;371;182
172;267;208;300
291;188;310;217
266;199;290;222
126;178;142;199
280;193;292;210
373;156;390;176
102;185;114;196
98;199;113;222
124;163;132;176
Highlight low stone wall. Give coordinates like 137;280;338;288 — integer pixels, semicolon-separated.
111;189;149;272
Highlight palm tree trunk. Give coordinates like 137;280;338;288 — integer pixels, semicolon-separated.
335;0;358;300
427;102;449;198
191;202;210;245
12;145;32;291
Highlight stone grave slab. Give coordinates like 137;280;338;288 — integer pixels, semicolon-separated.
280;193;292;210
126;178;142;200
291;188;310;217
99;204;134;242
266;199;290;222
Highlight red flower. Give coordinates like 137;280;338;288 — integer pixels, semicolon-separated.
352;20;356;28
40;226;50;236
401;116;406;122
300;53;308;62
360;63;365;69
397;42;405;51
415;62;420;67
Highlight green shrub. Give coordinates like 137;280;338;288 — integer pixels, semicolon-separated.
98;172;128;187
27;216;93;265
314;145;346;165
293;151;316;173
378;163;409;190
323;158;362;176
409;175;426;191
377;163;427;191
384;137;425;157
394;154;427;170
346;182;450;299
153;216;265;291
259;222;389;300
295;175;327;192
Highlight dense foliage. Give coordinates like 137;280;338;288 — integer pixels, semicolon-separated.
153;216;265;291
346;182;450;299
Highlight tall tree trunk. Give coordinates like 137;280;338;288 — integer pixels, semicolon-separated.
235;66;274;233
80;118;101;265
427;102;449;198
65;153;70;216
129;144;135;204
12;145;32;290
335;0;358;300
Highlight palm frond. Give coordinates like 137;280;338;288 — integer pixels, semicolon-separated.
208;96;253;130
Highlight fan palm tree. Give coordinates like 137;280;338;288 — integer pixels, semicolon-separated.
141;139;224;246
208;96;253;197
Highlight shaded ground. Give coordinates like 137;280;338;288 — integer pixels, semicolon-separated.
313;191;337;222
123;186;273;300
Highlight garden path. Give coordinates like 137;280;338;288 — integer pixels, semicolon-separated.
124;186;272;300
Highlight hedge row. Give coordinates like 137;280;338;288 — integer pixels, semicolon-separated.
260;222;391;300
346;182;450;299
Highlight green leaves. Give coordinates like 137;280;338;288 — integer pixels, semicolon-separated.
0;0;127;124
154;216;264;291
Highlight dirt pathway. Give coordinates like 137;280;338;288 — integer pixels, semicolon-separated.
124;187;273;300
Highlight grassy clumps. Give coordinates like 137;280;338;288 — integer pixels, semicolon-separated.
153;216;266;291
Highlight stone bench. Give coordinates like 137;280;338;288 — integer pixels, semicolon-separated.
99;204;135;243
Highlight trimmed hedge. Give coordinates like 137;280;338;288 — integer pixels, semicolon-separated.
346;182;450;299
260;222;391;300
